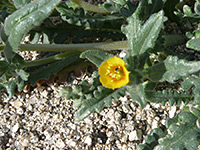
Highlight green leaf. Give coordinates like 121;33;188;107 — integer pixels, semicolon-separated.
80;50;113;67
186;38;200;50
135;10;164;55
195;1;200;15
15;69;29;81
183;5;193;16
139;0;165;20
14;0;31;9
123;10;164;56
56;3;123;29
17;78;25;92
137;128;167;150
182;75;200;104
29;55;79;85
163;0;179;22
190;106;200;118
147;56;200;83
145;84;192;105
75;86;126;121
121;12;141;52
2;81;16;98
0;61;9;76
3;0;61;61
154;112;200;150
126;84;146;108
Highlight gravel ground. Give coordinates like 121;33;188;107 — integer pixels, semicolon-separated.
0;74;182;150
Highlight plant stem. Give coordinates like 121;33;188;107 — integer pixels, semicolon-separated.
21;51;81;68
0;41;128;52
19;41;128;52
70;0;109;14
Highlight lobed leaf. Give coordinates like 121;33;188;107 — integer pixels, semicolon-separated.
182;75;200;104
147;56;200;83
56;3;123;29
137;128;167;150
145;81;193;105
123;9;164;56
154;112;200;150
135;10;164;55
75;86;126;121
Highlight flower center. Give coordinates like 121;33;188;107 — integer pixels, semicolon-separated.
105;64;125;81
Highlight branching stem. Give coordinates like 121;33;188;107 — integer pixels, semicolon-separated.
16;41;128;68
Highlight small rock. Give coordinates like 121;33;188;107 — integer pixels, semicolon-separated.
56;139;65;149
107;109;115;120
20;137;29;147
122;144;128;150
114;111;121;121
151;119;159;129
84;136;92;146
129;129;142;141
12;100;22;109
41;90;48;98
11;123;19;133
121;134;128;143
169;106;176;118
68;140;76;147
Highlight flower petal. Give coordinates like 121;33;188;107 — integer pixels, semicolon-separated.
98;56;130;89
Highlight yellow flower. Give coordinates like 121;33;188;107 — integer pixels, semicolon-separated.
98;56;130;89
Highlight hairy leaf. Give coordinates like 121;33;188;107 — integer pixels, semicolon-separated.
147;56;200;82
103;0;137;17
15;69;29;81
135;10;164;55
61;72;126;121
123;9;164;56
75;86;126;121
145;89;192;106
14;0;31;9
182;75;200;104
3;0;61;61
126;84;147;108
1;81;16;98
137;128;167;150
186;38;200;50
80;50;113;67
121;10;141;52
155;112;200;150
0;61;9;76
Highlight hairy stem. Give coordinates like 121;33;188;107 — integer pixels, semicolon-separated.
70;0;109;14
21;41;127;52
21;51;81;68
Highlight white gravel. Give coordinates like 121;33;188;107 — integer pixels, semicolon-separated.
0;81;181;150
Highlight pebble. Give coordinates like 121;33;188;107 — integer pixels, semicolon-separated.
12;100;23;109
11;123;19;133
84;136;92;146
169;106;177;118
129;129;142;141
56;139;65;149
